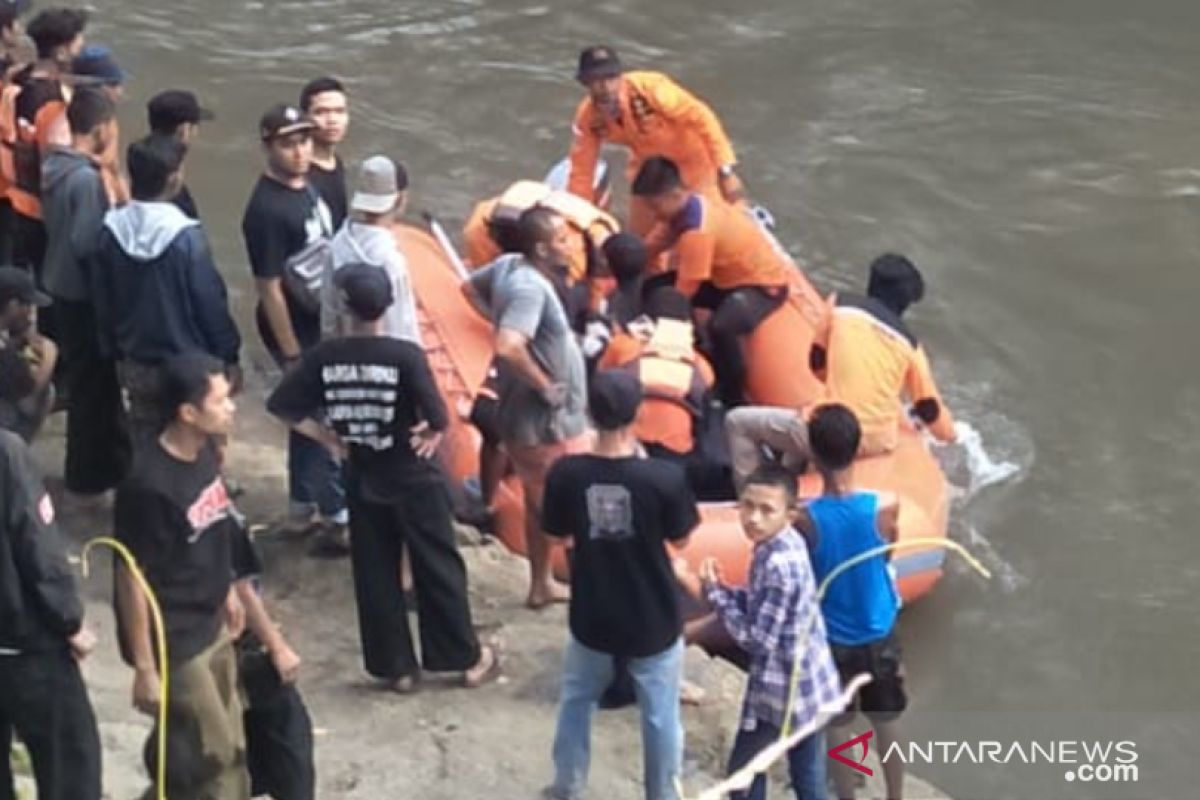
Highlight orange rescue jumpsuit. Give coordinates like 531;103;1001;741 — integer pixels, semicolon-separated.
567;71;736;237
814;294;956;456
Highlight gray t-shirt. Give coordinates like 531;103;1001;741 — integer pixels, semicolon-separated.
471;255;588;447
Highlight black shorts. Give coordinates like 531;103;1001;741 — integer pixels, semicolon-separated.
830;632;907;720
469;367;501;446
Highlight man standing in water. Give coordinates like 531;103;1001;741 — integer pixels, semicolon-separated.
299;76;349;229
566;45;745;237
464;208;590;609
241;103;346;552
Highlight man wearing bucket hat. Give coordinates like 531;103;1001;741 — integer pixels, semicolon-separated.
565;45;746;239
326;155;420;345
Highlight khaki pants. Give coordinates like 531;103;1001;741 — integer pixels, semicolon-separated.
152;634;250;800
725;406;809;488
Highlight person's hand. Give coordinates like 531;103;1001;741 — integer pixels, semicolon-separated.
540;382;569;409
672;556;695;582
269;641;302;685
409;420;443;459
68;627;96;661
718;169;748;205
226;363;245;396
699;556;725;588
132;667;161;716
224;589;246;639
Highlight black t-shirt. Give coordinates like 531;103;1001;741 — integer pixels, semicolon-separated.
114;441;241;663
542;455;699;657
173;183;200;219
308;157;347;230
241;174;333;353
266;336;449;502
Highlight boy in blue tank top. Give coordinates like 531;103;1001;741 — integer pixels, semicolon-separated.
797;404;907;800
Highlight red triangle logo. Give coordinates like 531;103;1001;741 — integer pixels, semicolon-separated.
828;730;875;776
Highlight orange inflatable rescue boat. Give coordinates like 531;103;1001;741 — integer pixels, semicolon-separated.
397;222;950;605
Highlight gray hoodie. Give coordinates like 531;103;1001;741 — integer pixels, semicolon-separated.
41;148;109;303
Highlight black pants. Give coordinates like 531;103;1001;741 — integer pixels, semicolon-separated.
57;298;131;494
693;284;786;408
0;198;14;266
347;480;481;679
0;649;102;800
239;643;316;800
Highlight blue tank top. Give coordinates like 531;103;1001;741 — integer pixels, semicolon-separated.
807;493;899;646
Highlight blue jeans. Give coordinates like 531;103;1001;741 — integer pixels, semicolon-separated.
551;635;684;800
727;722;826;800
287;429;346;522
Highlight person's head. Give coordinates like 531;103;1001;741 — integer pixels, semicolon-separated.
299;76;348;149
259;103;316;179
588;369;642;434
576;45;623;114
0;265;49;336
643;287;692;323
158;352;234;437
147;90;214;144
66;85;116;157
350;155;408;223
631;156;689;221
26;7;87;66
738;466;798;545
867;253;925;317
0;0;32;50
517;206;570;269
334;262;393;327
127;135;186;202
70;44;126;100
601;233;647;287
807;403;861;476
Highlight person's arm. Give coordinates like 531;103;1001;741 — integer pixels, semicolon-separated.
493;281;559;396
495;328;556;396
256;278;301;361
236;581;301;684
22;334;56;393
904;345;956;442
650;75;739;197
674;229;717;299
875;494;900;545
266;355;344;459
566;101;602;201
794;506;820;553
4;441;83;639
112;487;162;715
461;261;497;321
706;562;794;657
662;463;701;550
186;231;242;366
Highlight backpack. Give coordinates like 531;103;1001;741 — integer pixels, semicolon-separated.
282;184;334;315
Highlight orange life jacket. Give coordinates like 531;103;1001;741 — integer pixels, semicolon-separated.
1;76;67;220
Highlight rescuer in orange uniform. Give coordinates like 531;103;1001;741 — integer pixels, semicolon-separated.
566;45;746;238
632;156;791;407
725;254;958;486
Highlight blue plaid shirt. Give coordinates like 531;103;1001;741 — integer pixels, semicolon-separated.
707;527;842;732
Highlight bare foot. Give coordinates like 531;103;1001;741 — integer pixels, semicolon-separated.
463;643;502;688
526;579;571;610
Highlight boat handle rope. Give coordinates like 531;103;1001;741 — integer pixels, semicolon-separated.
681;538;992;800
81;537;170;800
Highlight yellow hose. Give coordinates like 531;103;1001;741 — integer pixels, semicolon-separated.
80;537;169;800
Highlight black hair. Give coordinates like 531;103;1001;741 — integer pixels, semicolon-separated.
631;156;683;197
807;403;862;472
601;233;646;285
867;253;925;317
643;286;691;322
517;206;560;259
487;217;523;254
742;465;798;505
299;76;345;111
128;135;186;201
157;351;224;430
0;8;21;31
26;8;88;59
66;86;114;137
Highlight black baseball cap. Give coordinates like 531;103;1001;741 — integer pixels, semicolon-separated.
148;90;214;133
588;369;642;431
0;266;50;307
335;263;393;322
576;45;622;83
259;103;316;142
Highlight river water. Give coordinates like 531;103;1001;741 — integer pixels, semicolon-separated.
89;1;1197;796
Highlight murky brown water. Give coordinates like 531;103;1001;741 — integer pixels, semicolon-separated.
87;1;1198;795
